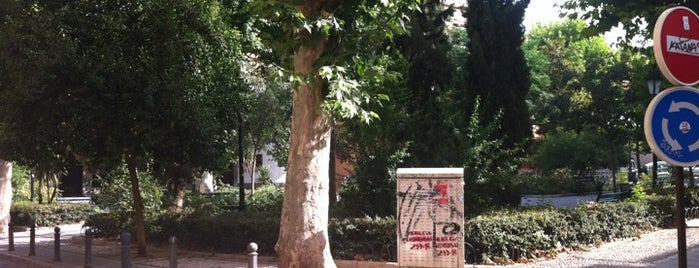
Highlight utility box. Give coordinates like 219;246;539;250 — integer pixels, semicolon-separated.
396;168;464;268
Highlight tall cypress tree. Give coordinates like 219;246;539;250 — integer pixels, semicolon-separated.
466;0;532;149
395;0;461;167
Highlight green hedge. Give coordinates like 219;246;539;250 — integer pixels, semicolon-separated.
85;200;663;263
155;210;281;254
329;216;396;261
10;201;100;227
83;188;699;264
465;201;660;262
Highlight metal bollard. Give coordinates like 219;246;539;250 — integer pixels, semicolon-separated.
29;220;36;256
54;227;61;261
8;222;14;251
121;232;131;268
169;236;177;268
84;228;93;268
247;242;258;268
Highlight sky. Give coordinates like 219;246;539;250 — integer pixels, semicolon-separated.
522;0;567;31
449;0;625;45
444;0;567;29
523;1;626;46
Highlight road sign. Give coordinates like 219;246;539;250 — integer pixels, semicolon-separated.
644;86;699;167
653;6;699;86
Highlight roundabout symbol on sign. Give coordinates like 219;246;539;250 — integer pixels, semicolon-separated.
644;86;699;166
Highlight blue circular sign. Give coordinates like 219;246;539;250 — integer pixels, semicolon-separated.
644;86;699;166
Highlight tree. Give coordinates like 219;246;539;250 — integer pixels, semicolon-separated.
466;0;532;149
336;1;466;217
0;161;10;233
523;19;645;185
394;0;463;167
239;60;292;195
524;20;626;133
250;0;416;266
0;0;245;256
559;1;699;48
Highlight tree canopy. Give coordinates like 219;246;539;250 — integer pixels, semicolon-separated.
559;1;698;48
466;0;532;149
0;0;251;256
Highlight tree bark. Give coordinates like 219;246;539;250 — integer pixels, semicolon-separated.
169;180;186;213
37;174;44;204
276;3;335;264
251;150;257;197
329;128;337;205
125;153;148;257
0;161;12;233
49;173;58;203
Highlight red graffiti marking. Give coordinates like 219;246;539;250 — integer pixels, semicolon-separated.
407;236;432;242
408;231;432;236
435;242;459;249
410;243;431;250
436;249;458;256
434;184;448;204
434;236;457;242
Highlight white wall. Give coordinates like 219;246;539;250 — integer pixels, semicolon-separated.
243;145;286;185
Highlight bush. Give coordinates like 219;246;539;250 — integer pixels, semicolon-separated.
84;197;673;264
91;163;164;217
644;187;699;227
182;184;283;214
150;210;281;254
464;174;523;216
248;184;283;212
464;200;660;263
517;173;576;195
466;208;572;261
329;216;396;261
11;164;32;201
10;201;100;227
84;211;133;237
87;182;284;253
183;189;239;215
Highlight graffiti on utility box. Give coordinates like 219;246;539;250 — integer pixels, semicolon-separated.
396;168;464;268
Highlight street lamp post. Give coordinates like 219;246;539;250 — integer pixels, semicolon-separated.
646;68;662;188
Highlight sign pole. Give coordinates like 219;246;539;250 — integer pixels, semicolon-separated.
651;7;699;267
675;166;687;268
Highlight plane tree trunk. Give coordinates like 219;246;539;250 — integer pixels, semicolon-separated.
275;1;335;263
0;161;12;234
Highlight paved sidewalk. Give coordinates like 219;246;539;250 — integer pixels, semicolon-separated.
654;245;699;268
654;219;699;268
0;223;278;268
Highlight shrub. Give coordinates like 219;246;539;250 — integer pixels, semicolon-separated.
150;210;281;254
517;173;576;195
465;208;572;261
85;196;673;264
183;189;238;215
11;201;100;227
248;184;283;212
91;163;164;216
87;182;284;253
84;211;133;237
329;216;396;261
464;201;660;263
182;184;283;214
10;164;32;201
